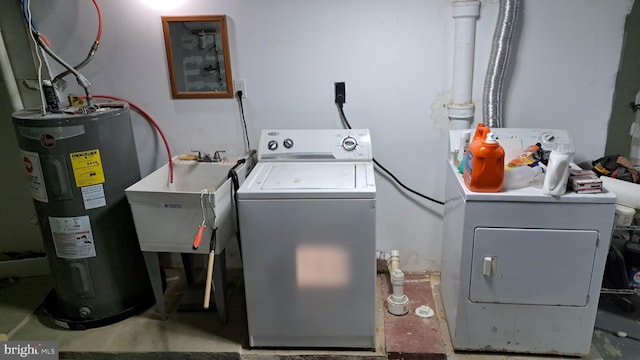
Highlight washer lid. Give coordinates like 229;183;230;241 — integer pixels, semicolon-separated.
238;162;376;199
262;163;355;190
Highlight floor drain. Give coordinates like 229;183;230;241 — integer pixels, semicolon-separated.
415;305;434;318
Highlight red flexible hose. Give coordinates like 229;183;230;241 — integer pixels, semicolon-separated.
92;0;102;42
92;95;174;183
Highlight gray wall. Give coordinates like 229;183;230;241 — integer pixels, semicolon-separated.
606;1;640;160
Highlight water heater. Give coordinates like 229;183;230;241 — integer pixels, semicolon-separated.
12;105;153;329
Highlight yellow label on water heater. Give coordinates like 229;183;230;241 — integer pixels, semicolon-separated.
70;149;105;187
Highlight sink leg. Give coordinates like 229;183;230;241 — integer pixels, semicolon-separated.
180;253;195;285
143;251;168;320
213;249;227;323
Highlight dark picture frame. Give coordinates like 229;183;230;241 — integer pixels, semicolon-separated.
161;15;233;99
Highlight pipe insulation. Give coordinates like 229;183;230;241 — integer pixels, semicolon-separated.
483;0;520;128
448;1;480;130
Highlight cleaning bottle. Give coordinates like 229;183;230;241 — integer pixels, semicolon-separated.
542;142;574;196
463;130;505;192
456;123;486;174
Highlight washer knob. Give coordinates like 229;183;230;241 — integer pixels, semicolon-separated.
541;133;556;143
341;136;358;151
267;140;278;151
283;138;294;149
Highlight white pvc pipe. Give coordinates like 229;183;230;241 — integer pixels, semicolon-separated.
388;249;400;273
378;249;409;316
390;269;405;298
448;0;480;130
451;1;480;104
0;29;24;112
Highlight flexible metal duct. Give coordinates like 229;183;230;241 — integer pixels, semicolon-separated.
483;0;520;128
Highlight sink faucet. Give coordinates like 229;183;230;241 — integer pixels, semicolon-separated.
191;150;213;162
213;150;226;162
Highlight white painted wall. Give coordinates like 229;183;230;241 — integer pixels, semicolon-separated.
9;0;631;271
0;60;42;253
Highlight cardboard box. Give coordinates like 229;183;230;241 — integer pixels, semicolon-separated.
569;169;602;192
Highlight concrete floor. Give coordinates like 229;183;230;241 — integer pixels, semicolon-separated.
0;268;612;360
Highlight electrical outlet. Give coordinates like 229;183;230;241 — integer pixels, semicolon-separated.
334;82;346;104
233;79;247;98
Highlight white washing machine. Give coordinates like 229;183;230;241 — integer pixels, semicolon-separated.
441;128;617;356
237;129;376;349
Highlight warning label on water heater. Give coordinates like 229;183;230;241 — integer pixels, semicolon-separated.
20;150;48;203
82;184;106;210
49;216;97;259
70;149;105;187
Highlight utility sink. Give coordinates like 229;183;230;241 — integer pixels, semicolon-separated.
125;157;253;254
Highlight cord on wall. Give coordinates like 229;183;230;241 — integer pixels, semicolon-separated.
335;83;444;206
236;90;251;152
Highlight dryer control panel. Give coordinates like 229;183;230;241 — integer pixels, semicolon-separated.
257;129;373;162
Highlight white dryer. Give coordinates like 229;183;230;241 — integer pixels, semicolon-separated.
442;128;616;355
237;129;376;349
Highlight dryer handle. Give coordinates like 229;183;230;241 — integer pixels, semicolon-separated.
483;256;497;277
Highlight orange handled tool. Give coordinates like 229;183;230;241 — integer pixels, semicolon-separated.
192;224;206;250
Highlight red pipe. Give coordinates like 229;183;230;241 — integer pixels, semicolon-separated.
92;0;103;42
92;95;174;183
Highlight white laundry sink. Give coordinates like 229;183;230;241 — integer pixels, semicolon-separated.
125;157;253;254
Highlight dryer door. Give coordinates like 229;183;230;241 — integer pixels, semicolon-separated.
469;227;599;306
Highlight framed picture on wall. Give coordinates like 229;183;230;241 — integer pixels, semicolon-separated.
161;15;233;99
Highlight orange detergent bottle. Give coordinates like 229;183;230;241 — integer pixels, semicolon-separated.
471;123;488;142
463;127;505;192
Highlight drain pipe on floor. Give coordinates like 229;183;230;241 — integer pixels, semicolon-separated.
377;250;409;316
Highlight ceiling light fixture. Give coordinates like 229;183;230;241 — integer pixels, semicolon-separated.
140;0;187;11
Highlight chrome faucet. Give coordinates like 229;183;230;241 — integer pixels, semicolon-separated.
213;150;226;162
191;150;213;162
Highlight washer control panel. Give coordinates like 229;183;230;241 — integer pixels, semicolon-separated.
258;129;373;162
